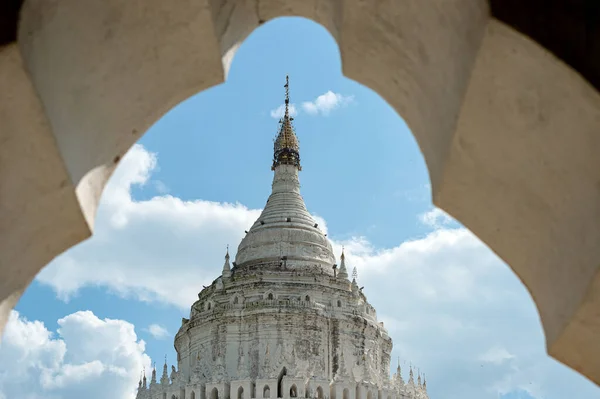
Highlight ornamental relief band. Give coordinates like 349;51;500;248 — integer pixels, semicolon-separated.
188;341;342;380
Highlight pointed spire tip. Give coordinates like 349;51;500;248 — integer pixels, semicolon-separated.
272;75;301;171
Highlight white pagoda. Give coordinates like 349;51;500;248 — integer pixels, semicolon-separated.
136;77;430;399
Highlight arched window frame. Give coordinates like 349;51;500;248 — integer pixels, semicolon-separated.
263;290;277;301
231;294;244;305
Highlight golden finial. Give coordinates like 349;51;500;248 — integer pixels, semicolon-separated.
272;75;301;171
284;74;290;110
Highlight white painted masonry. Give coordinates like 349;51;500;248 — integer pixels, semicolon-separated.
134;82;429;399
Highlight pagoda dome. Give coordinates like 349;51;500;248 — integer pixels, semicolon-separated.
235;76;335;274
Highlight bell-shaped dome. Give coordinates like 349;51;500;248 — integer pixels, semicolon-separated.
235;164;335;273
236;76;334;274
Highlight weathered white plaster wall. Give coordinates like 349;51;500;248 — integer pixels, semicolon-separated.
136;164;427;399
235;165;336;272
4;0;600;388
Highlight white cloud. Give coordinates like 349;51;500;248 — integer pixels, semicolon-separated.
419;207;454;229
269;91;353;118
302;91;354;116
146;324;169;340
153;181;169;194
37;144;262;308
0;310;150;399
479;347;516;365
36;145;598;399
270;103;298;119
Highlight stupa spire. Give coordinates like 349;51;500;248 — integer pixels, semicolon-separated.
160;355;169;385
272;75;301;171
394;357;405;387
339;247;349;280
351;266;359;293
234;76;337;276
222;245;231;278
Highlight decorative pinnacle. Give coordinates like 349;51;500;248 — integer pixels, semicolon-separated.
222;245;232;277
339;247;349;280
272;75;301;171
284;75;290;115
352;266;358;281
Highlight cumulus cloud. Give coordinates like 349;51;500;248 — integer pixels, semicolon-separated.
37;144;262;308
479;347;516;366
418;207;454;229
146;324;169;340
270;103;298;118
302;91;354;116
0;310;150;399
37;145;598;399
269;91;353;118
153;181;170;195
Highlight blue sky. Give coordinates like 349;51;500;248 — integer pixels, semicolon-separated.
2;17;598;399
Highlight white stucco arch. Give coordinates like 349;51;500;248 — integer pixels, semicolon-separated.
263;385;271;399
231;293;245;306
263;289;277;301
2;0;600;386
299;291;313;304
